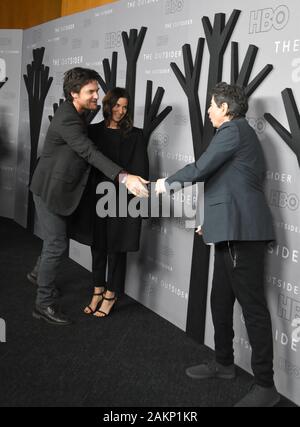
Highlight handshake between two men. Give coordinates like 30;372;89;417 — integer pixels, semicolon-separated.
126;175;202;236
123;175;167;198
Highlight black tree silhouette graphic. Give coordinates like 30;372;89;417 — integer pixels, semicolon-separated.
0;77;8;90
202;10;241;145
24;47;53;231
143;81;173;144
122;27;147;120
171;39;205;158
0;78;10;160
25;28;171;233
48;52;119;125
98;51;118;94
100;28;172;146
48;98;64;122
43;26;172;166
264;88;300;168
171;10;273;343
48;98;100;125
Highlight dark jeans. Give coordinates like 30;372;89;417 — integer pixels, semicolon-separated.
91;247;127;295
33;195;68;307
211;241;274;388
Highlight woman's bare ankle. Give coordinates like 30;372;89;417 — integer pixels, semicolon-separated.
94;286;105;294
104;290;115;298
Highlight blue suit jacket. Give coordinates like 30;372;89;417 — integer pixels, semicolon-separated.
166;118;275;244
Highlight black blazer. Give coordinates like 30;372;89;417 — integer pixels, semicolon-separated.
167;118;275;243
30;101;122;216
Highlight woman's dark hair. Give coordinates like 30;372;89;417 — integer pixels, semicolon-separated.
102;87;133;135
63;67;101;101
211;82;248;118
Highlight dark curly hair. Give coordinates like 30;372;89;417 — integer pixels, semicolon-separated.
102;87;133;135
63;67;101;101
211;82;248;118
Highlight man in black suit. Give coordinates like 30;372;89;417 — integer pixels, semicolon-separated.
30;68;149;326
156;83;279;407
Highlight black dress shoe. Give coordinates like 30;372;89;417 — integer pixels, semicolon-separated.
32;304;72;326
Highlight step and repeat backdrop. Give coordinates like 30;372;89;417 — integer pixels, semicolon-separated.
1;0;299;405
0;30;22;218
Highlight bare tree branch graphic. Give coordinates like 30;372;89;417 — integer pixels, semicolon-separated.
49;52;116;126
0;77;8;90
171;39;205;158
48;98;100;125
122;27;147;119
170;9;273;343
98;51;118;94
265;88;300;167
143;80;172;145
24;47;53;230
202;9;241;144
84;107;101;125
0;80;10;160
231;42;273;97
48;99;64;122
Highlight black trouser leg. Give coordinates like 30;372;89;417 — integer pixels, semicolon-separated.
107;253;127;295
211;242;236;366
91;246;107;286
33;195;68;307
91;248;127;296
228;241;274;387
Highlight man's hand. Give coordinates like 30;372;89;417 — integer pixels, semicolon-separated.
125;174;149;198
155;178;167;196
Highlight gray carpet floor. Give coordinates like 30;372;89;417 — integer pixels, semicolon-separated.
0;217;296;407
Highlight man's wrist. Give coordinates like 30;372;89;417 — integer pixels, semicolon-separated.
118;171;128;184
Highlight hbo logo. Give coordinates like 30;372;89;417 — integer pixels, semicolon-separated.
151;132;169;148
270;190;299;211
0;58;6;82
249;5;289;34
248;117;266;134
104;31;122;49
165;0;184;15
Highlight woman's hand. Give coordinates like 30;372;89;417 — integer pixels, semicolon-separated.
195;226;203;236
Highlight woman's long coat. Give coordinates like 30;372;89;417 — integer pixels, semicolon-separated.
68;121;149;253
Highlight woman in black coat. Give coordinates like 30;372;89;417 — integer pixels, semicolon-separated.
69;88;149;317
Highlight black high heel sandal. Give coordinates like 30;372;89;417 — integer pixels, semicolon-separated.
84;290;105;315
94;294;117;318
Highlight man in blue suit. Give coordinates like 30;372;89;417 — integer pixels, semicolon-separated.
156;83;279;407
